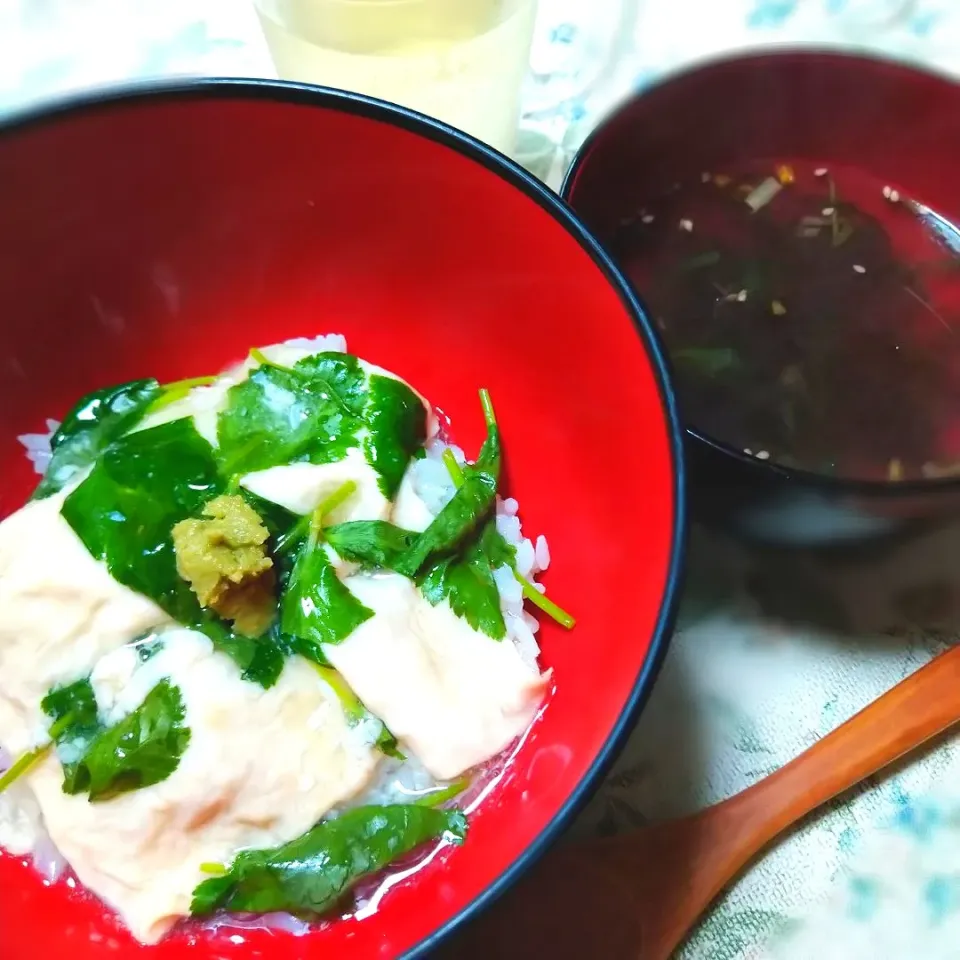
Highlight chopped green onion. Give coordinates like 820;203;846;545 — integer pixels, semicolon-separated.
413;777;470;808
441;448;465;486
515;572;576;630
199;862;227;876
439;431;575;631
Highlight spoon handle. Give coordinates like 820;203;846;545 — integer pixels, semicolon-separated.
729;642;960;851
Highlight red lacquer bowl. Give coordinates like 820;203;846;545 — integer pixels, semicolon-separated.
0;82;685;959
564;51;960;548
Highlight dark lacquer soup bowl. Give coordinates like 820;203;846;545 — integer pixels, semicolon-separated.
0;81;685;959
564;51;960;548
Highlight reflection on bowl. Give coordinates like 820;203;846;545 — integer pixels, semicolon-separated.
564;50;960;547
0;80;685;959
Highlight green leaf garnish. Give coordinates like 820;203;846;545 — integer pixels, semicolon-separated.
280;543;374;664
217;361;361;476
363;374;428;498
0;687;96;795
324;520;418;569
67;680;190;801
190;805;466;918
395;391;500;578
418;524;510;640
42;677;190;801
439;430;575;631
41;678;103;792
218;352;425;498
326;517;513;640
61;419;284;686
32;379;161;500
293;352;369;417
62;418;223;620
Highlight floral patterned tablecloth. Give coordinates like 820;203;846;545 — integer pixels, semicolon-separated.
4;2;960;957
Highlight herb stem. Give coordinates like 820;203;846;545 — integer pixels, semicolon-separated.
479;388;497;428
277;480;358;554
515;572;576;630
310;480;358;537
199;862;227;876
147;375;218;413
412;777;470;808
249;347;297;373
0;743;52;794
248;347;272;367
275;516;309;555
311;663;365;723
441;449;465;486
0;711;76;794
440;442;575;630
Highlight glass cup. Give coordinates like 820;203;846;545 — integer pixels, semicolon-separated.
252;0;637;157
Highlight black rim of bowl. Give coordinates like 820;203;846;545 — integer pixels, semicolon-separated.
0;78;688;957
561;47;960;499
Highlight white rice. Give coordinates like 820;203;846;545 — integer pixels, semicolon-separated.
17;418;59;475
272;334;346;356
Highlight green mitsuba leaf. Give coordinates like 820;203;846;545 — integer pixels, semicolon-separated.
216;353;426;499
293;352;368;417
280;541;374;664
41;678;102;792
395;417;501;578
216;360;361;476
60;419;283;687
418;521;514;640
62;418;223;617
190;805;466;918
33;379;161;500
325;416;512;640
324;520;418;570
363;374;428;498
43;678;190;801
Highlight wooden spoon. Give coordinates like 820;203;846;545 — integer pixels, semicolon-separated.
440;643;960;959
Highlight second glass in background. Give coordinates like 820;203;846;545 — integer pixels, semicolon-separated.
254;0;639;163
254;0;538;155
